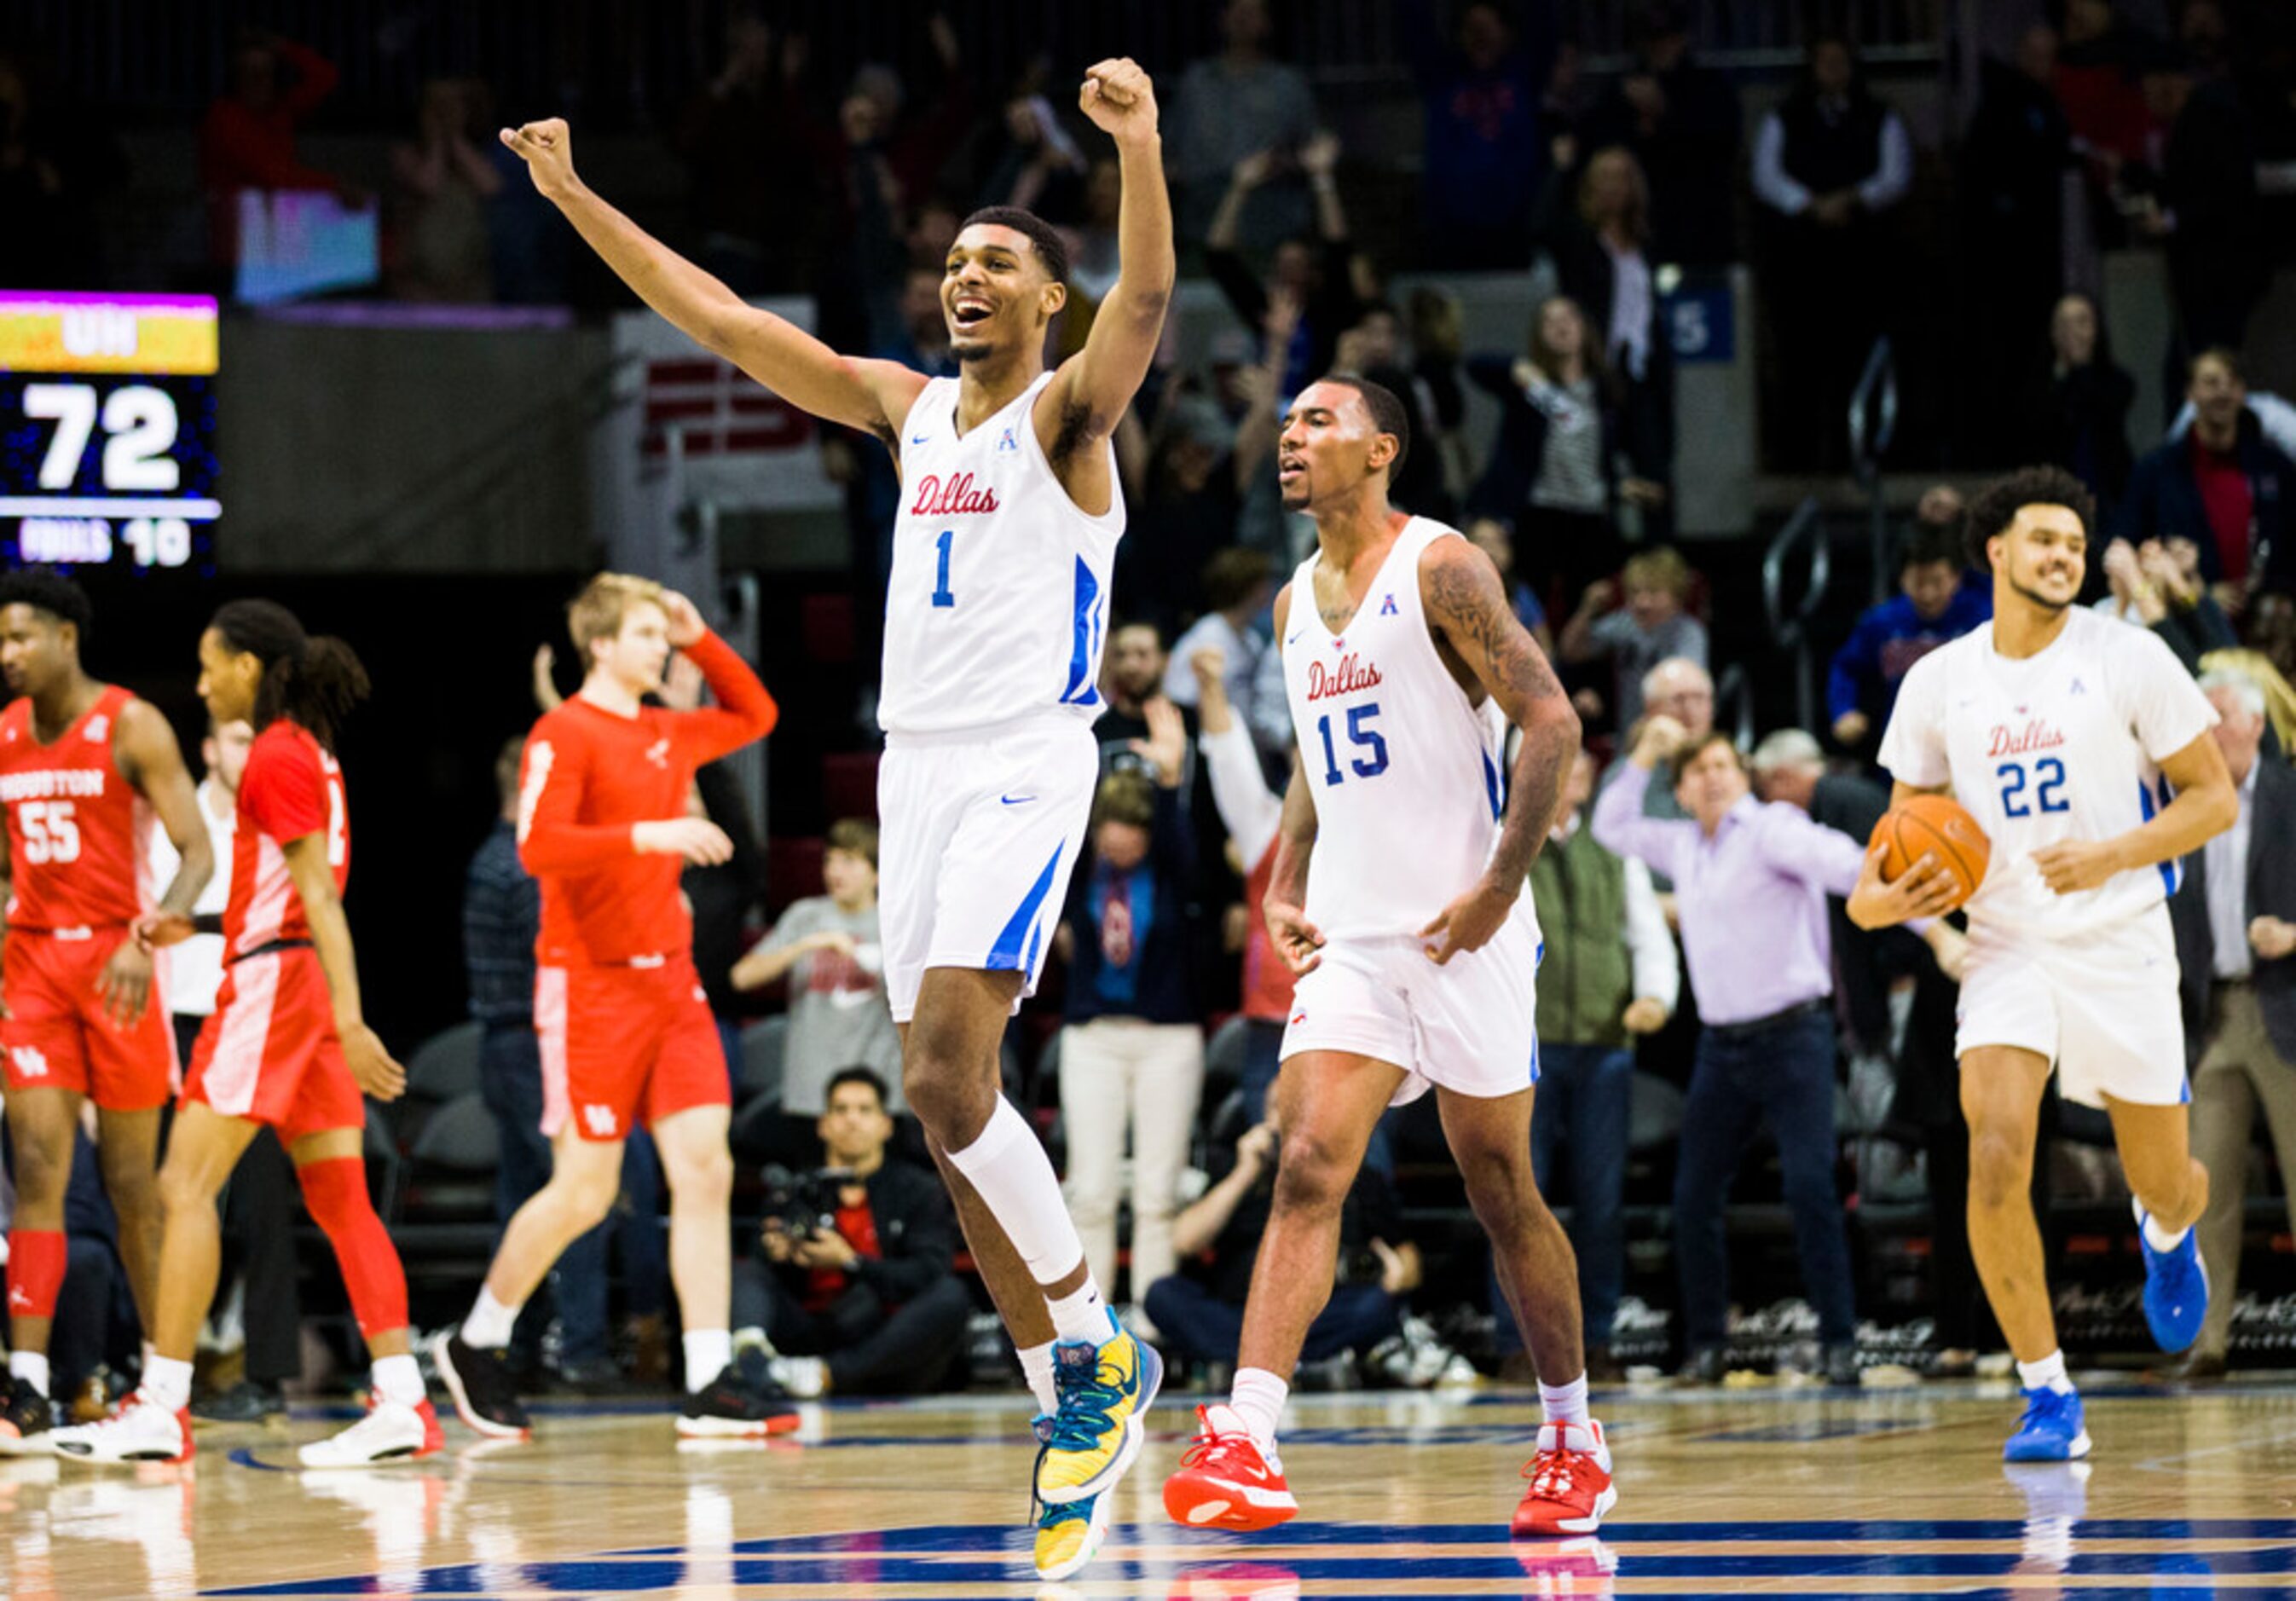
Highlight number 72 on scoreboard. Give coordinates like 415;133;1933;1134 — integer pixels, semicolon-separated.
0;292;220;574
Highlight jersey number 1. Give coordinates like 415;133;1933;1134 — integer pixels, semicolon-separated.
932;529;956;609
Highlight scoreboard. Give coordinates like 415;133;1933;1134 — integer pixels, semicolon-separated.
0;292;219;574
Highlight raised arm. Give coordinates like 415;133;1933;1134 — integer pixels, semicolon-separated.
657;593;778;766
500;117;927;444
1417;538;1582;962
1588;725;1694;879
1038;60;1175;468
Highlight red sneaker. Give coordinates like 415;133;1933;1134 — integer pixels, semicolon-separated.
1511;1419;1616;1536
1163;1404;1298;1532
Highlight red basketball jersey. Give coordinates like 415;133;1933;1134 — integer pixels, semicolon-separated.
0;684;153;933
226;721;349;957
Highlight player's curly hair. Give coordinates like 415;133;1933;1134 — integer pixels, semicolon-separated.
1963;465;2096;570
0;569;94;639
209;598;369;753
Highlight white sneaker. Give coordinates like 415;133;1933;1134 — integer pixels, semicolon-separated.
49;1393;192;1465
298;1397;443;1468
768;1356;830;1400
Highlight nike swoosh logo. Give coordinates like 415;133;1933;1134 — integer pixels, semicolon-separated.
1286;631;1305;644
910;434;929;445
1001;795;1036;806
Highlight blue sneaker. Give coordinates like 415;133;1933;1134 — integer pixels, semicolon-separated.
2135;1207;2208;1353
2003;1386;2092;1462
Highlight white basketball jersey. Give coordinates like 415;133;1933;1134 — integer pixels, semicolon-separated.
877;372;1123;737
1281;518;1518;939
1877;606;2218;941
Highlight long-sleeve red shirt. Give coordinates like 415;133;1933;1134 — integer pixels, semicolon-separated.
518;632;776;968
200;40;344;263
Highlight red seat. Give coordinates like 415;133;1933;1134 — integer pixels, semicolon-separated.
766;835;825;916
801;592;858;666
820;751;881;824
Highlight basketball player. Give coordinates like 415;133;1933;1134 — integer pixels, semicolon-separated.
500;57;1171;1580
432;576;786;1440
49;600;438;1466
1854;465;2236;1460
0;572;211;1455
1161;376;1611;1538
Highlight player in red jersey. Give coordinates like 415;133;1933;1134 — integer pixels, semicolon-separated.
0;572;213;1455
432;575;793;1440
49;599;440;1468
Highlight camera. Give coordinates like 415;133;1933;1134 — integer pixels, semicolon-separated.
760;1165;855;1237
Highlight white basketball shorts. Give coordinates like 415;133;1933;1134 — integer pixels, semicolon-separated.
1955;901;2189;1107
1278;905;1542;1105
877;714;1097;1024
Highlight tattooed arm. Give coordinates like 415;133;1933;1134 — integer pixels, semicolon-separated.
1415;536;1582;963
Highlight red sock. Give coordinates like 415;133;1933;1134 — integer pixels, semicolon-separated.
6;1228;67;1321
297;1158;409;1340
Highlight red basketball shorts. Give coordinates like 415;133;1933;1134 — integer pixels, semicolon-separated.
182;945;365;1143
535;957;731;1142
1;928;176;1110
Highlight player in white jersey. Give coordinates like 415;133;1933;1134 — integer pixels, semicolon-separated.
1160;377;1610;1540
1856;465;2237;1462
500;60;1172;1581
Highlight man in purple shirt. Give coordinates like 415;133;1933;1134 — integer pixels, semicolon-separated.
1593;719;1956;1383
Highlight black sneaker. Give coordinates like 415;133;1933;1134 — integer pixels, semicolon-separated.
431;1330;532;1441
0;1373;55;1456
190;1380;286;1425
675;1365;799;1439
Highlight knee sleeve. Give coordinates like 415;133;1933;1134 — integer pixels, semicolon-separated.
5;1228;67;1321
297;1158;408;1340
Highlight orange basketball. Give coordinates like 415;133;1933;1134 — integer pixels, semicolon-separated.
1869;793;1991;912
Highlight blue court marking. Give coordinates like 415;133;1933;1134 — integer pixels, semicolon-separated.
1695;1417;1935;1442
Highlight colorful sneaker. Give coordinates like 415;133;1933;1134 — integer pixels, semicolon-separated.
2135;1205;2208;1353
1512;1419;1616;1536
431;1331;532;1442
1163;1403;1298;1532
676;1365;800;1439
48;1391;193;1465
1032;1484;1113;1581
0;1374;56;1458
2003;1386;2092;1462
1034;1326;1161;1506
298;1396;443;1467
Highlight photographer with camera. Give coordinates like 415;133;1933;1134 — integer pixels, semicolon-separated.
731;1068;969;1398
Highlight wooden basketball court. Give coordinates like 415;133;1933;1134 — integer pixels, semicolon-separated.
8;1377;2293;1598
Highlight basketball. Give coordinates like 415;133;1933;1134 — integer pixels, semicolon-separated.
1870;793;1991;911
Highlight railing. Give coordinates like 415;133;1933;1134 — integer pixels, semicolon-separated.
1848;335;1898;604
1714;661;1755;754
1761;494;1830;737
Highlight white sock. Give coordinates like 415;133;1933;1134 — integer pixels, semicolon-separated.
141;1339;157;1376
461;1284;522;1350
683;1328;732;1392
1230;1367;1288;1449
942;1099;1089;1285
141;1354;194;1413
733;1325;777;1358
1044;1276;1117;1345
1539;1373;1590;1427
2135;1198;2189;1252
1019;1339;1059;1415
2017;1350;2075;1396
9;1350;50;1397
371;1352;425;1408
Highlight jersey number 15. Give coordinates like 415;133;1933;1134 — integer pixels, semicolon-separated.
1316;702;1390;786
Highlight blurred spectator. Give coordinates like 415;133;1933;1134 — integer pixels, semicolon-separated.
672;11;820;295
1167;0;1318;257
1055;743;1203;1314
1753;34;1911;471
1163;549;1275;714
1408;287;1477;511
1616;656;1717;840
1398;0;1556;269
1206;132;1367;396
1541;147;1676;524
1066;157;1126;303
1465;515;1556;656
2055;0;2155;174
974;88;1089;222
1826;517;1992;751
2169;669;2296;1379
0;47;126;290
2130;47;2266;366
1559;546;1709;734
1963;26;2076;459
2044;292;2137;512
735;1069;969;1398
1335;299;1455;521
387;78;502;303
1467;296;1637;596
834;19;974;228
1144;1107;1414;1378
1096;624;1189;786
685;761;768;1068
1580;3;1742;267
1593;724;1873;1384
2094;535;2238;673
472;78;571;305
732;818;902;1159
2117;349;2296;609
1491;746;1678;1383
199;30;363;272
